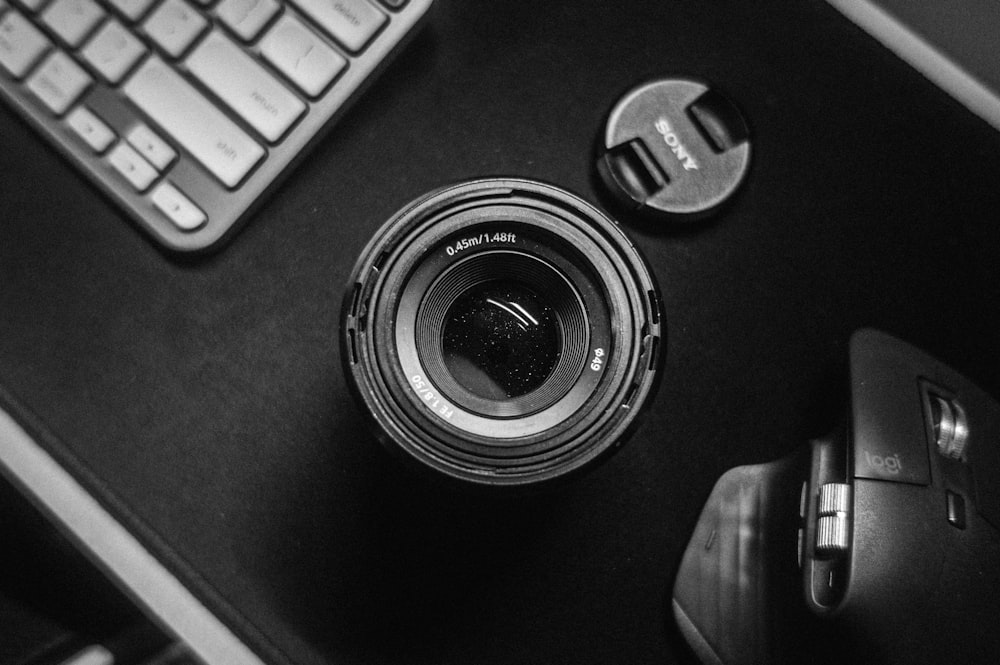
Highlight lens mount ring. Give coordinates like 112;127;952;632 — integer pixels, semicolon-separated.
343;179;664;488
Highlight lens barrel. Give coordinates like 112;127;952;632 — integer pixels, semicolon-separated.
343;179;663;488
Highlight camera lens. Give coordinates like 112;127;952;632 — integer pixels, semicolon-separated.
343;179;663;488
441;280;560;400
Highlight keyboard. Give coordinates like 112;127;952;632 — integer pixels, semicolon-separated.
0;0;432;252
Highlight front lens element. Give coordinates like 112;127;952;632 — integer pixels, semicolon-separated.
442;281;561;400
416;250;590;420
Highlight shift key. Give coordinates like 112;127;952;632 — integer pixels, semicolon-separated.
123;57;264;188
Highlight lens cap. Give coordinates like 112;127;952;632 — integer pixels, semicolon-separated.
597;78;751;221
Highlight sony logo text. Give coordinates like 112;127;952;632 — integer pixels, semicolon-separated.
654;118;699;171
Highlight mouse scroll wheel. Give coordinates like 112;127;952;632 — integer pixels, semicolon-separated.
930;394;970;460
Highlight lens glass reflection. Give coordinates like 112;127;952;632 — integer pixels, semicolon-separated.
442;281;561;400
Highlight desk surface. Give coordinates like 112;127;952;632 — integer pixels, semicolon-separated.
2;1;1000;664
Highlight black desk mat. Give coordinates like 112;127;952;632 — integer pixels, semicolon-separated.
3;1;1000;663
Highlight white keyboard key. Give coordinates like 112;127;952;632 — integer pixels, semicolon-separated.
0;11;50;78
289;0;385;52
124;57;265;187
66;105;115;151
107;0;155;22
151;181;206;230
143;0;207;58
262;15;345;98
109;141;157;190
17;0;45;11
187;30;305;142
126;123;175;170
26;49;92;114
216;0;278;42
40;0;105;48
81;18;146;83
